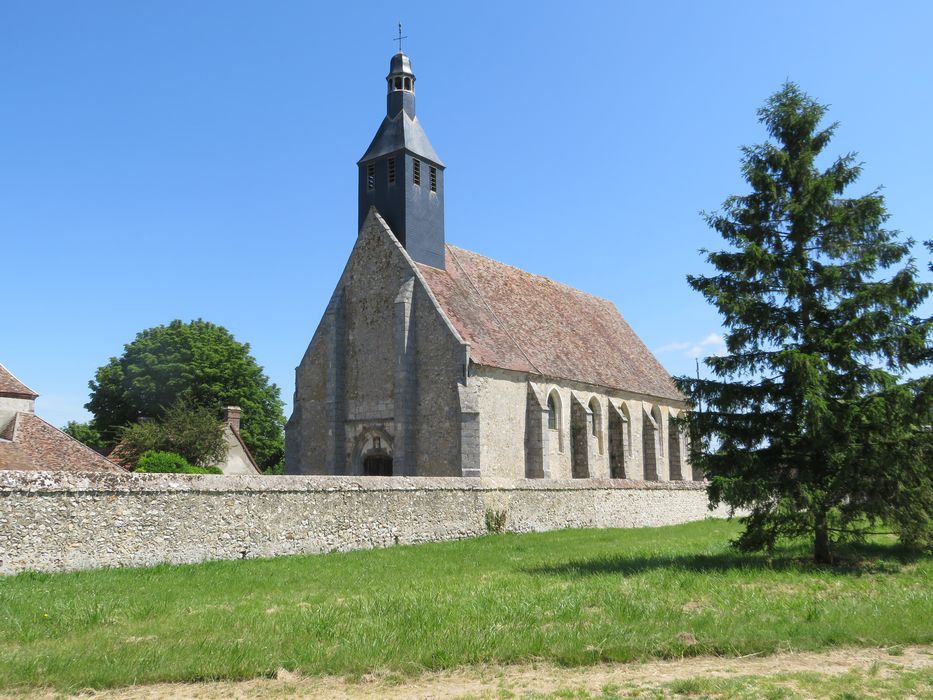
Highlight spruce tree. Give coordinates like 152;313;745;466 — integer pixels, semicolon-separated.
678;83;932;563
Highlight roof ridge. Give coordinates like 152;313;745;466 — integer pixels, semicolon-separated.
446;245;543;376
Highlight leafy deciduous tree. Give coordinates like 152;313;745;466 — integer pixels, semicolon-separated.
87;319;285;470
61;420;106;450
677;83;932;562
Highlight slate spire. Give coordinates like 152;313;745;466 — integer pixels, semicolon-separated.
358;49;446;269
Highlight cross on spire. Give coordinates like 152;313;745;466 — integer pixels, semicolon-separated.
395;22;408;53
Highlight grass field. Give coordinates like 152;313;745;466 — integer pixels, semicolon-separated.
0;519;930;692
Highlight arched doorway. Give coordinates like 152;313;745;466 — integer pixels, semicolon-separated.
363;452;393;476
353;429;394;476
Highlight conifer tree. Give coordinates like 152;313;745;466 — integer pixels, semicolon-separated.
678;83;932;562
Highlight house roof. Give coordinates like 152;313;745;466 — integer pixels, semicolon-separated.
0;363;38;399
0;412;123;472
416;245;684;402
227;424;262;474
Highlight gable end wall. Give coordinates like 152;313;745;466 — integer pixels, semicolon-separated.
286;212;467;475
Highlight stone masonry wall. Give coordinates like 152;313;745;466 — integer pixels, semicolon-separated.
475;366;693;482
0;471;726;576
286;212;466;476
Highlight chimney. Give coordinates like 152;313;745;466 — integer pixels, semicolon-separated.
223;406;242;434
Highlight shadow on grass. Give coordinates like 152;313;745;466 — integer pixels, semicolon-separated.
526;541;925;579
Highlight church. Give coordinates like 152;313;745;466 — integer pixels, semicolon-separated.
285;49;694;481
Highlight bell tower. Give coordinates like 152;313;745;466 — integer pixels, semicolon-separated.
358;46;446;269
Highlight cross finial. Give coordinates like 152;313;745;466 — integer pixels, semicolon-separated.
395;22;408;53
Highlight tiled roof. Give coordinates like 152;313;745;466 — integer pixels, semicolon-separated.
0;363;38;398
228;425;262;475
417;246;684;402
0;413;123;472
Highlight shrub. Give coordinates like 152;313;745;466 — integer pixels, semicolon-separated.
135;450;222;475
485;508;508;534
116;400;227;469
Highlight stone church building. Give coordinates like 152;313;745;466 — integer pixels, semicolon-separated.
285;50;694;481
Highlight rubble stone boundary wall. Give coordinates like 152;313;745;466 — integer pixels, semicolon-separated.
0;471;726;575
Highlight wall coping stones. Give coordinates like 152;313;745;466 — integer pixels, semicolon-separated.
0;470;708;495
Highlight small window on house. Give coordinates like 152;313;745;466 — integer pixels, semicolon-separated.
367;162;375;190
547;394;558;430
394;77;402;90
429;166;437;192
404;77;411;90
413;159;421;186
388;158;396;184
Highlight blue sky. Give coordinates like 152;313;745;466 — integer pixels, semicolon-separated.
3;1;931;428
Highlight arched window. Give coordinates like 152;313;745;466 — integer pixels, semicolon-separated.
620;402;632;455
643;404;661;480
608;401;629;478
588;397;603;455
654;405;664;457
404;77;411;90
570;395;590;478
547;389;564;453
394;77;402;90
668;410;684;480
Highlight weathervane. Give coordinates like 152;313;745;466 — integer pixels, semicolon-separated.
395;22;408;52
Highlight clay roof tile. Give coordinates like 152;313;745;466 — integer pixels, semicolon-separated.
0;363;38;399
0;413;124;472
417;245;684;402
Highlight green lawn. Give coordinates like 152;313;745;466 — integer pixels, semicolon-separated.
0;519;930;691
